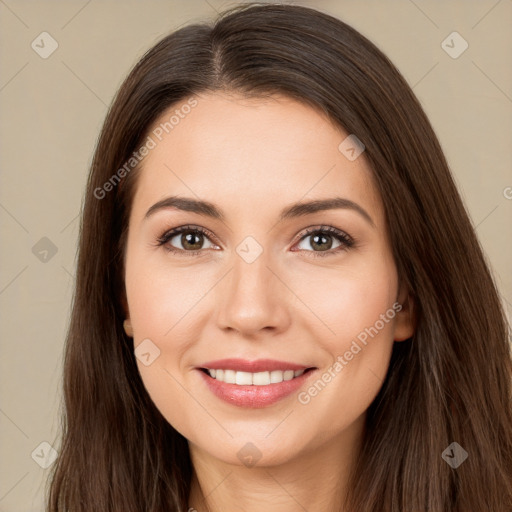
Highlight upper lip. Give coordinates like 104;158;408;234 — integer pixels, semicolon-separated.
198;358;315;373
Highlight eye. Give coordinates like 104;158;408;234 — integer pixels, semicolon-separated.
292;225;354;257
156;225;219;255
155;224;355;258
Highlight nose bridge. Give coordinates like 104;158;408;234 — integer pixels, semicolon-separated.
215;244;291;335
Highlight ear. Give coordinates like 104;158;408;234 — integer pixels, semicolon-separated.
120;289;133;337
393;284;415;342
123;319;134;338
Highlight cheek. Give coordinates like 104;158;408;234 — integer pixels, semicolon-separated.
290;253;398;349
124;258;217;438
125;254;213;340
291;257;398;427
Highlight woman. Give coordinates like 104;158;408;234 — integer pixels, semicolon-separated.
47;3;512;511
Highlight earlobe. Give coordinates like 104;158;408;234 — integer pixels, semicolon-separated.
120;288;133;337
394;288;415;342
123;319;134;338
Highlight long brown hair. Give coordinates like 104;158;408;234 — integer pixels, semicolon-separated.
47;3;512;511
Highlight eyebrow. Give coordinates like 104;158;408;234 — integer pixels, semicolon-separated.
144;195;375;227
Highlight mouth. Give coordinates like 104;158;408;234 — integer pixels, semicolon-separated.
195;359;318;408
199;367;316;385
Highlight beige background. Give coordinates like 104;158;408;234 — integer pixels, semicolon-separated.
0;0;511;510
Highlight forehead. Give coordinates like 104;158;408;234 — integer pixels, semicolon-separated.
130;92;383;224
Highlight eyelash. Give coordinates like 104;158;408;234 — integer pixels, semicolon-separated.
155;224;355;258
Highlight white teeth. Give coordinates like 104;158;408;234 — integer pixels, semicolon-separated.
253;371;270;385
270;370;283;383
224;369;236;384
206;368;308;385
235;371;253;385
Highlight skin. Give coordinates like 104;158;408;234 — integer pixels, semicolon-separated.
123;92;414;512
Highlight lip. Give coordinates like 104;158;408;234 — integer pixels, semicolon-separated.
196;359;317;408
198;358;312;373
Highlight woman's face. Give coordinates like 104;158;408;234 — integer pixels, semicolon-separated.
123;92;414;467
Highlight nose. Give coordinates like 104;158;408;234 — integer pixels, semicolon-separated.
215;249;292;337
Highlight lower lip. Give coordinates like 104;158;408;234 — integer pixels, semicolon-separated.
197;369;316;408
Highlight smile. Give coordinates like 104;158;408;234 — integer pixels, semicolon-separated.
196;359;318;408
201;368;313;385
